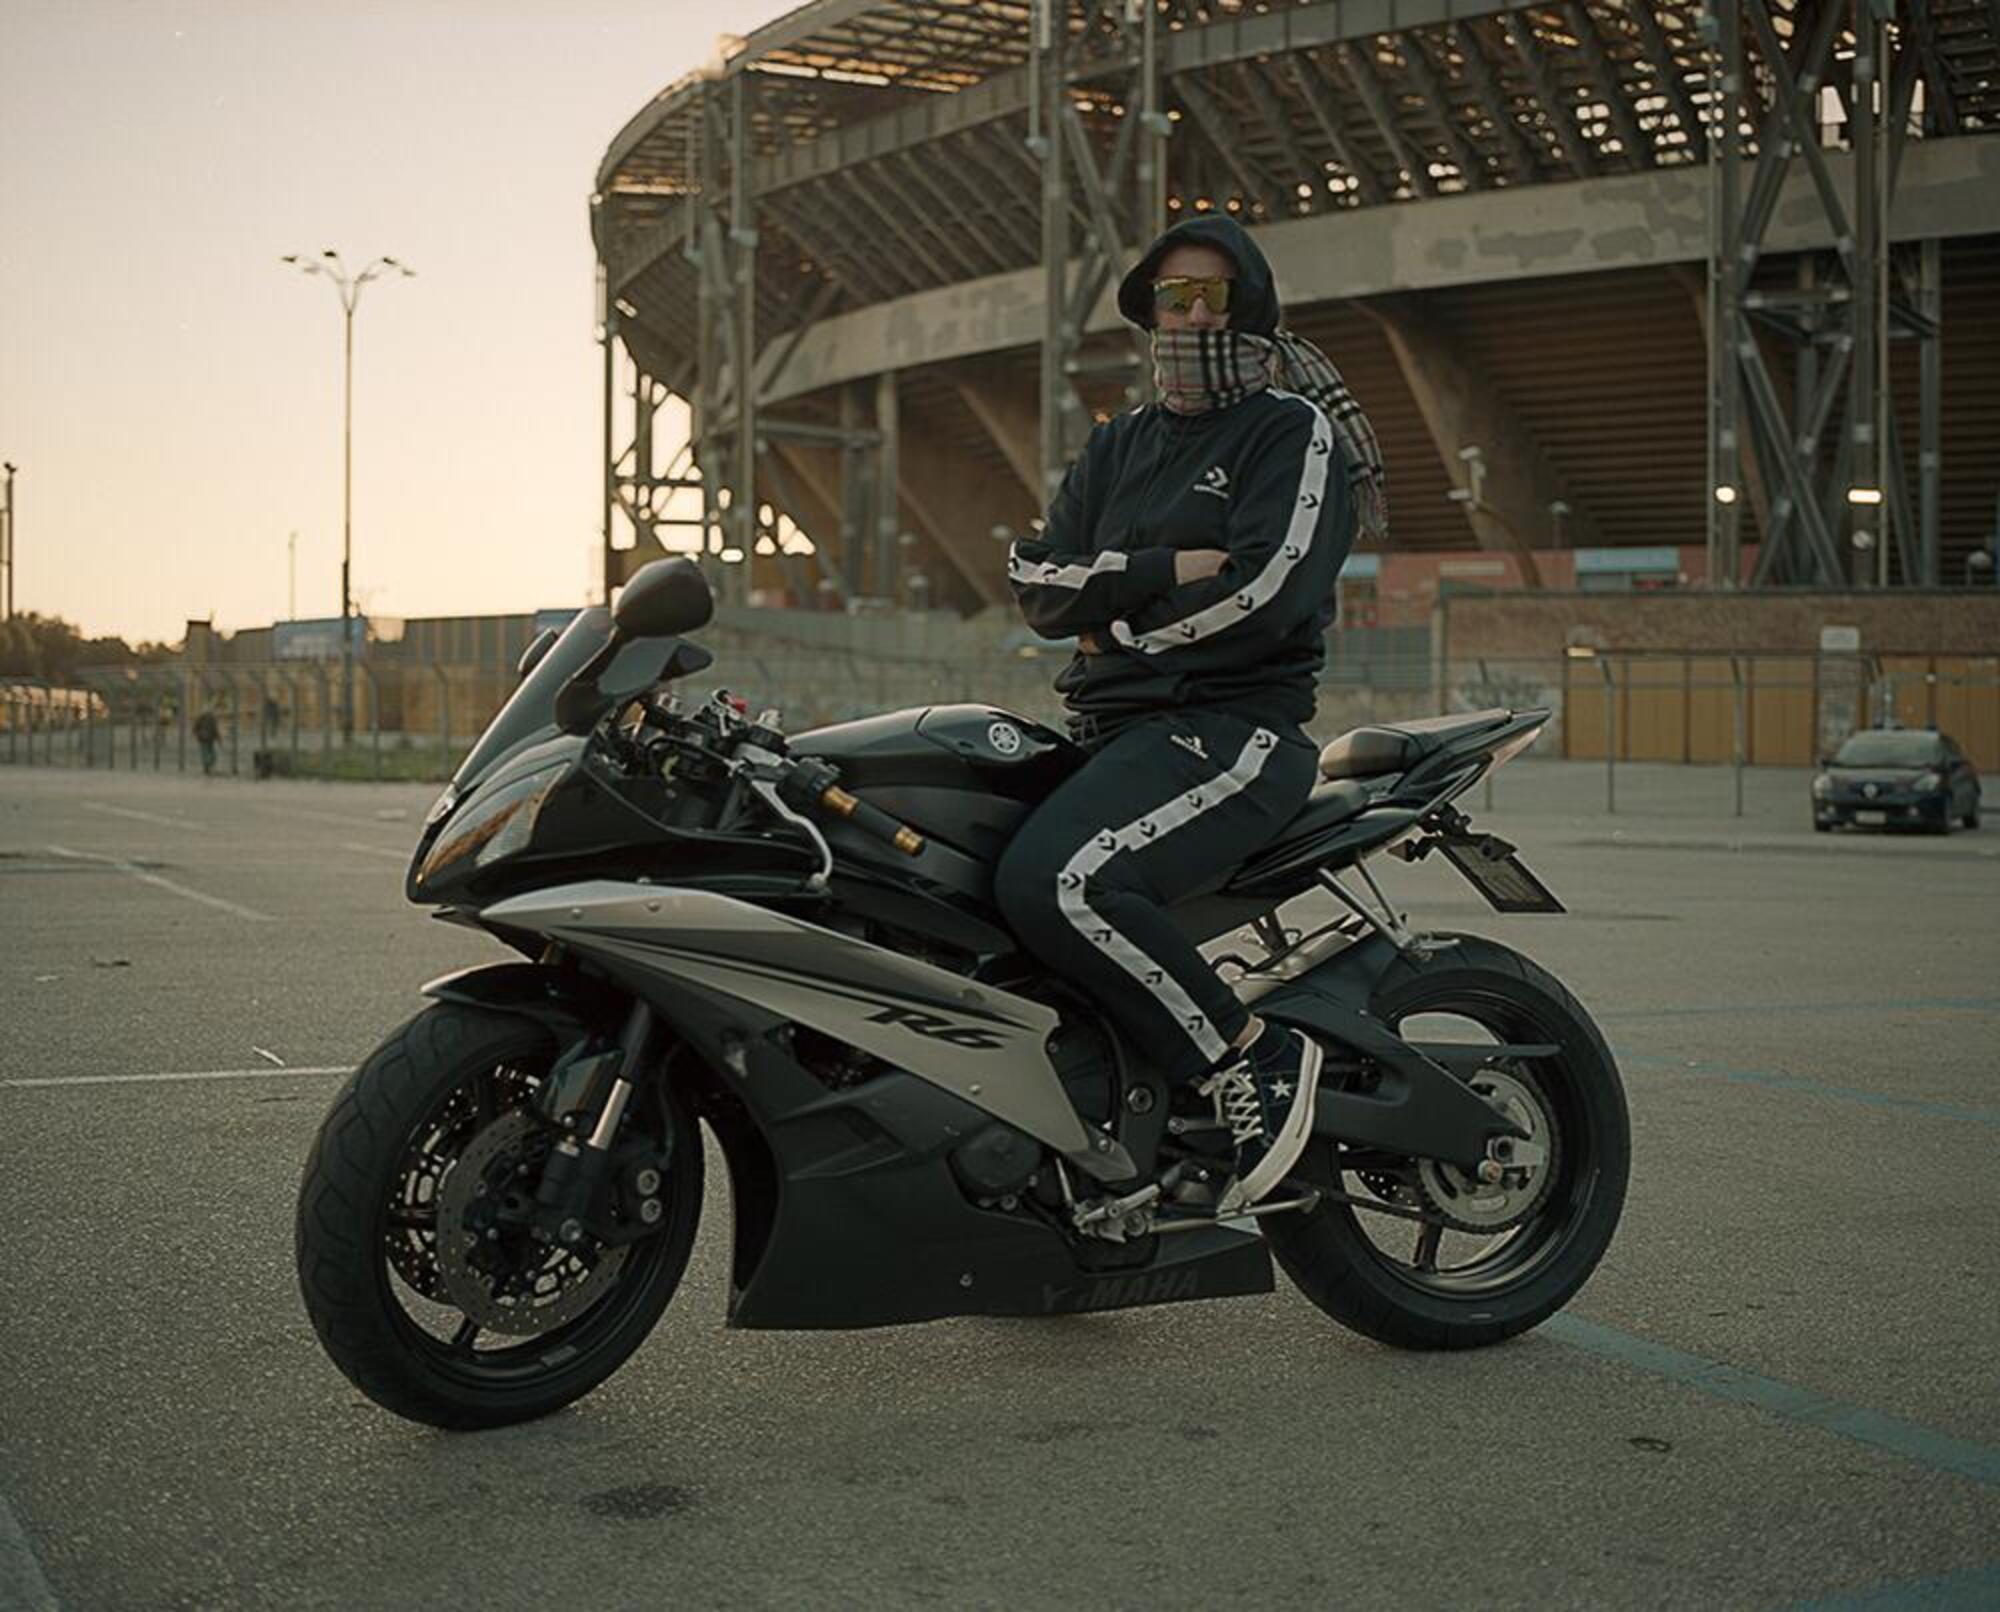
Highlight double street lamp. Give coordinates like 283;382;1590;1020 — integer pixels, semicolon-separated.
281;249;414;740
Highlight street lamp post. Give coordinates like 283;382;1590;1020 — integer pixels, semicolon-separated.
281;250;414;741
2;461;16;620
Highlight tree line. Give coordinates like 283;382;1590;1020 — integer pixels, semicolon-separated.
0;614;178;684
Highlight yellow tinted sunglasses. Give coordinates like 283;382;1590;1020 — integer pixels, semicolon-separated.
1151;275;1233;316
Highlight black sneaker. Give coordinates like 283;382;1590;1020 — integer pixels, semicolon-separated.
1198;1025;1323;1216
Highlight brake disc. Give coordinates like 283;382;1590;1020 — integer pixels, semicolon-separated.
1415;1065;1561;1234
382;1066;544;1300
435;1110;628;1336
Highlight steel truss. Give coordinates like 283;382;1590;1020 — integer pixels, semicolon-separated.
1707;0;1952;588
591;2;1996;604
1032;0;1168;498
603;80;893;608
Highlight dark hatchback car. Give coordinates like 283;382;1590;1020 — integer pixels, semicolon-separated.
1812;728;1982;833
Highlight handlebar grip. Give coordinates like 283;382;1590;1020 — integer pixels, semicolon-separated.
819;784;925;856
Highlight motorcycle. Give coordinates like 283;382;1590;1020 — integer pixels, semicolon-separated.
295;558;1629;1430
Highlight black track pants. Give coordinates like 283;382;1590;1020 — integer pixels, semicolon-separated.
995;709;1318;1086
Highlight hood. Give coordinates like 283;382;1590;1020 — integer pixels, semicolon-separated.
1116;215;1280;336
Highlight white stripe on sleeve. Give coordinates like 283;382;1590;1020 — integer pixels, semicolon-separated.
1109;392;1332;655
1007;543;1131;591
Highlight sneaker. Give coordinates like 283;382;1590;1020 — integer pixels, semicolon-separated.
1197;1025;1323;1216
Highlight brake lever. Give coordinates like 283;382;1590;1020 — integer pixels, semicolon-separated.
735;743;833;891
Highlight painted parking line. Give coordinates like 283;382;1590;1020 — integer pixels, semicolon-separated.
0;1066;349;1090
1784;1562;2000;1611
341;841;408;861
0;1495;59;1612
1601;994;2000;1022
1542;1314;2000;1491
44;844;275;923
82;800;203;831
242;800;415;833
1618;1051;2000;1130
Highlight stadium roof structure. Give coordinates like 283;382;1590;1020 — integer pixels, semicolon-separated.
593;1;2000;612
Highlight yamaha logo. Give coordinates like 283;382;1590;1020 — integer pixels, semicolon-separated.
987;720;1023;756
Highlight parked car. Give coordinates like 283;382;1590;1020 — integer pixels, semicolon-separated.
1812;728;1982;833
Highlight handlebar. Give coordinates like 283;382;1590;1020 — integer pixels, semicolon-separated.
778;757;926;857
818;783;926;856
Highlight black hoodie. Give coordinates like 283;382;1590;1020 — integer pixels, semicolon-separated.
1008;217;1352;734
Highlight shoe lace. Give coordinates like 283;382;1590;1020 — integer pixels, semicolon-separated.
1198;1065;1266;1147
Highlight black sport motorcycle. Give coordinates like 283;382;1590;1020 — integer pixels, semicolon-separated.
295;559;1629;1430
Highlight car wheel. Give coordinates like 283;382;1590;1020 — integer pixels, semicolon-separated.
1813;818;1831;833
1967;803;1982;831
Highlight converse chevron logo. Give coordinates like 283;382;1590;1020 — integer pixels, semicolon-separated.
1194;465;1230;500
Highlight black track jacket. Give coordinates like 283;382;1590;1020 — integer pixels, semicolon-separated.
1007;218;1353;733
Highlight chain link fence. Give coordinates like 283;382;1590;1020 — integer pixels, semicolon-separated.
7;644;1993;816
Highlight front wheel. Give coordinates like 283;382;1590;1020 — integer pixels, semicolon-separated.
295;1003;702;1429
1265;936;1629;1350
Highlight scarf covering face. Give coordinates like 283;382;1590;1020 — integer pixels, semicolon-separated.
1150;326;1389;543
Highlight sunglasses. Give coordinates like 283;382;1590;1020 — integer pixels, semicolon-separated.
1152;275;1232;316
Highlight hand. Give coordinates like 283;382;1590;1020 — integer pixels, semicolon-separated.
1174;548;1228;585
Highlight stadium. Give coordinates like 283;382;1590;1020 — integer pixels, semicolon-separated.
591;0;2000;631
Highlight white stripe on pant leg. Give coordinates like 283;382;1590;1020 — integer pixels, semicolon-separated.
1055;726;1281;1067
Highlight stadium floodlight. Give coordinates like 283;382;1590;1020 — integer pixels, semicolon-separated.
1714;485;1739;505
281;249;416;743
1847;487;1883;505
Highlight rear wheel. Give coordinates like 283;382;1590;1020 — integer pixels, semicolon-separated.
295;1003;702;1429
1264;936;1629;1350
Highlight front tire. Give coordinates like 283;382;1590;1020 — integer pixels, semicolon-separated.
295;1003;702;1429
1265;936;1629;1350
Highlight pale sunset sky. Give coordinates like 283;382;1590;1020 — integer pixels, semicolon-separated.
1;0;797;644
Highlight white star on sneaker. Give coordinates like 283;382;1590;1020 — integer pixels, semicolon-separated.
1271;1078;1293;1100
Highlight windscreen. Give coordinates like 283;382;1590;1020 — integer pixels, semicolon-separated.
1832;731;1942;769
451;608;612;788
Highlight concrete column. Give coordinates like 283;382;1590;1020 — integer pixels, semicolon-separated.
875;369;900;603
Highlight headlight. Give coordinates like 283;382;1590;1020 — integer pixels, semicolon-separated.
415;767;562;889
1915;771;1942;792
1812;774;1831;798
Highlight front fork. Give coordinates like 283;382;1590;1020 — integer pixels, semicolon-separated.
528;999;670;1249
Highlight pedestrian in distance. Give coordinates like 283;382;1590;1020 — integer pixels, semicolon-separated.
997;214;1387;1215
193;707;221;776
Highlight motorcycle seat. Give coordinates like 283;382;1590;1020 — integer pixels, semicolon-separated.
1318;708;1515;781
1223;776;1373;891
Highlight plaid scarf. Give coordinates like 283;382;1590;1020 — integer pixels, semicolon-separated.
1151;327;1389;543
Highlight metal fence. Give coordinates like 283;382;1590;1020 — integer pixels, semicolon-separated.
6;647;1993;814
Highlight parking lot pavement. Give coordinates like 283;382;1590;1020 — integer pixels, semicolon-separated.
3;762;1997;1610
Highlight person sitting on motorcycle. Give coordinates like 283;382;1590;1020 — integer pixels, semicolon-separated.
998;215;1383;1215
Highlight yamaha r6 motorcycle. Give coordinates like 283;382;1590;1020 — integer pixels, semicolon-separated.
296;559;1629;1430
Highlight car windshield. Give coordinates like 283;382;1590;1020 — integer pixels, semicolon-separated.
1832;731;1942;768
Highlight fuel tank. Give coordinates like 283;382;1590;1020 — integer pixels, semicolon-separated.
792;705;1081;863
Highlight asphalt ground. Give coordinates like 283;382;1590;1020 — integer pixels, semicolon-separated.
2;758;1997;1611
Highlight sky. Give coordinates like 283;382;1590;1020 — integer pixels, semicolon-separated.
0;0;794;644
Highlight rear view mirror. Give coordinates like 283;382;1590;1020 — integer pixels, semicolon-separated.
517;627;559;679
614;558;714;640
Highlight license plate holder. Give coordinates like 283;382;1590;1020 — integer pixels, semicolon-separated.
1856;810;1886;825
1437;838;1566;914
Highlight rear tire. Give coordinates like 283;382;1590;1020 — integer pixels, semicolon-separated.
1265;936;1629;1350
295;1003;702;1429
